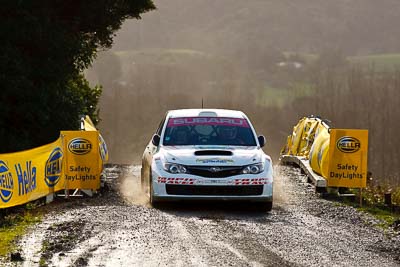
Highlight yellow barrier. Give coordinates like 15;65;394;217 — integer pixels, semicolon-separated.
298;119;320;157
0;139;63;207
288;117;306;155
283;117;326;157
281;116;368;188
83;115;109;164
309;123;330;177
0;119;108;209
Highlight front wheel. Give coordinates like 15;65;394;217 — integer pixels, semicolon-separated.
149;179;160;208
140;166;146;193
255;201;273;212
141;164;150;195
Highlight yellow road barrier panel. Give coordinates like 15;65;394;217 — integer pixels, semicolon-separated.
0;117;108;209
309;123;330;177
281;116;368;192
288;117;307;155
0;139;63;208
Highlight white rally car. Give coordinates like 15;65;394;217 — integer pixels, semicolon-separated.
141;109;273;211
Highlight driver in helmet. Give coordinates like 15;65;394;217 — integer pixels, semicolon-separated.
218;126;241;144
172;126;190;145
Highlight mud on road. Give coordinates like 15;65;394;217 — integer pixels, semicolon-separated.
6;165;400;267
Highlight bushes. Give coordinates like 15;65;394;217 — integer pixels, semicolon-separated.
0;0;155;153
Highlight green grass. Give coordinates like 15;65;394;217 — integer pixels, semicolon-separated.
393;188;400;206
114;48;228;73
283;51;318;64
115;48;207;57
349;54;400;71
357;206;399;230
342;185;400;230
0;212;41;257
257;82;315;108
283;51;400;71
121;50;400;71
114;49;211;64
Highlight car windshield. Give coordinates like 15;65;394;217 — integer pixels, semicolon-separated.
163;117;257;146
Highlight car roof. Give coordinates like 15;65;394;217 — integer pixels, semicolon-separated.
167;109;247;119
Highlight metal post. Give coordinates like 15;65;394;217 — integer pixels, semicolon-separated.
359;188;363;207
61;133;69;199
384;193;392;207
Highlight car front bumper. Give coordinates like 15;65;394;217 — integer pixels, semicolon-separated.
151;164;273;202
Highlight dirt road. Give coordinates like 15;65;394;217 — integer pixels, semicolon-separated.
7;165;400;266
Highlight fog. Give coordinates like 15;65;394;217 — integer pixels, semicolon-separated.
86;0;400;185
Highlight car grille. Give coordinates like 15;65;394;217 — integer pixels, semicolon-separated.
166;185;263;196
186;166;243;178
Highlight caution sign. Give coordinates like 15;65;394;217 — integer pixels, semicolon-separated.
328;129;368;188
61;131;101;190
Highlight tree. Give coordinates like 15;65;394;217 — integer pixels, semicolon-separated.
0;0;155;152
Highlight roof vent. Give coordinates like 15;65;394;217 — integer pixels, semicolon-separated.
198;111;217;117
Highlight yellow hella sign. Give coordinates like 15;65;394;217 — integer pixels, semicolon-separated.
62;131;101;190
328;129;368;188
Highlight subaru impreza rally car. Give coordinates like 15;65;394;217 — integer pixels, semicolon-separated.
141;109;273;211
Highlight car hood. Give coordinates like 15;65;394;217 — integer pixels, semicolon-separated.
158;145;265;166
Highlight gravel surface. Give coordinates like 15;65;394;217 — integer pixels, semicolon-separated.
5;165;400;266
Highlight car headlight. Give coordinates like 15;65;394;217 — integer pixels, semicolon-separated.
242;163;265;174
163;163;188;174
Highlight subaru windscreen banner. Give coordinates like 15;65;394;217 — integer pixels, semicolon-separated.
327;129;368;188
0;131;106;209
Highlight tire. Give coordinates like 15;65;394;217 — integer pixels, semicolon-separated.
140;166;146;193
256;201;273;212
149;179;160;208
141;163;150;195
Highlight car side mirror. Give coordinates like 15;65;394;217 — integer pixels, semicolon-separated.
258;135;266;148
152;134;161;146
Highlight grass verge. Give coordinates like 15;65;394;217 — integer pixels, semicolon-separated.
0;209;41;258
341;185;400;231
357;206;399;230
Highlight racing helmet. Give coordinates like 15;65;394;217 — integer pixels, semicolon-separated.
172;126;190;144
218;125;237;140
